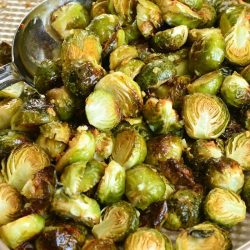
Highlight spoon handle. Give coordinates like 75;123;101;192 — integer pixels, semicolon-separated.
0;63;25;90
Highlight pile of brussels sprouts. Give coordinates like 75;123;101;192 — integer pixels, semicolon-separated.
0;0;250;249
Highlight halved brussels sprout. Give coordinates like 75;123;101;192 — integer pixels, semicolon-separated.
205;157;244;193
82;239;117;250
221;72;250;108
56;128;95;172
97;161;125;204
136;0;163;38
143;97;183;135
241;64;250;83
204;188;246;227
183;93;230;139
135;59;176;90
46;86;77;121
1;143;50;191
61;30;102;64
176;222;232;250
116;59;145;79
151;25;188;52
21;166;56;200
124;21;142;44
0;130;30;159
61;162;86;196
91;0;109;18
80;160;106;193
95;72;143;118
93;130;114;161
224;8;250;66
125;228;173;250
179;0;203;10
187;70;224;95
62;60;106;98
189;28;225;76
0;98;22;130
112;129;147;169
11;97;56;132
125;164;168;210
51;2;90;38
0;214;45;249
0;82;24;99
146;135;185;165
51;188;101;227
85;90;122;130
34;60;61;94
162;1;202;29
242;175;250;212
86;14;121;45
197;3;217;28
225;131;250;170
36;224;86;250
92;201;139;242
0;183;22;226
164;189;202;230
109;45;138;70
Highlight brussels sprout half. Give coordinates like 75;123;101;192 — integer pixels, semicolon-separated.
204;188;246;227
0;214;45;249
176;222;232;250
91;0;109;18
92;201;139;242
0;82;24;99
82;239;117;250
183;93;230;139
125;227;173;250
225;131;250;170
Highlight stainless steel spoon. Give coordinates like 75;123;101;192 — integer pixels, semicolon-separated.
0;0;93;90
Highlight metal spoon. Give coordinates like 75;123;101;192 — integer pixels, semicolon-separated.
0;0;93;90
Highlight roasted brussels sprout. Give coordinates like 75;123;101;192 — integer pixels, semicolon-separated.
61;30;102;64
242;175;250;212
146;135;185;165
95;72;143;118
97;161;125;204
205;157;244;193
125;227;173;250
197;3;217;28
92;201;139;242
80;160;106;193
183;93;230;139
225;131;250;170
0;183;22;226
34;60;61;94
51;2;90;38
46;86;77;121
93;130;114;161
179;0;203;10
176;222;232;250
56;127;95;172
151;25;188;52
125;164;171;210
123;21;142;44
82;239;117;250
86;14;121;45
241;64;250;83
62;60;105;97
189;28;225;76
221;72;250;108
86;90;121;130
204;188;246;227
1;143;50;191
0;41;11;66
0;98;22;130
91;0;109;18
224;8;250;66
112;129;147;169
0;214;45;249
109;45;138;70
0;82;24;99
136;0;163;38
0;130;30;159
135;59;176;90
187;70;224;95
143;97;183;135
162;1;202;29
164;189;202;230
51;188;101;227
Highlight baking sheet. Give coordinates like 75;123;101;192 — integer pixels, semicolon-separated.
0;1;250;249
